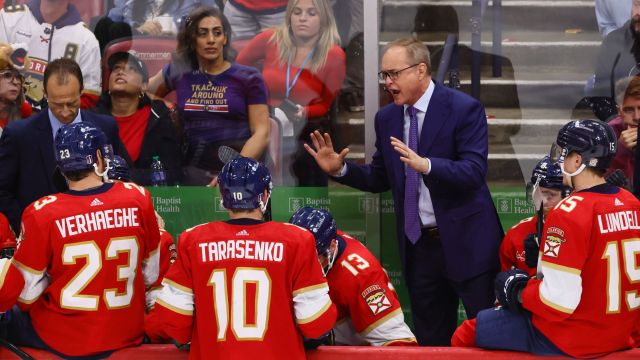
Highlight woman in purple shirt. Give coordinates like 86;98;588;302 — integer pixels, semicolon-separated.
149;6;270;185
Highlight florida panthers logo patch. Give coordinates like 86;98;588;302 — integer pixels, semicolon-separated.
362;285;392;315
543;235;565;258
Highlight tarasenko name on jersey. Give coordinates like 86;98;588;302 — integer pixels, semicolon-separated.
199;240;284;263
55;208;140;237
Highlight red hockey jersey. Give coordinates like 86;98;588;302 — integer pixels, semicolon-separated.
0;212;15;245
8;182;160;356
499;217;537;276
155;219;336;359
522;187;640;358
329;231;416;346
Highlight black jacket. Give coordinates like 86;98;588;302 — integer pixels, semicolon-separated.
0;109;126;232
93;94;182;186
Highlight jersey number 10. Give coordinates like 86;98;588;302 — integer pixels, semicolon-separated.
208;268;270;341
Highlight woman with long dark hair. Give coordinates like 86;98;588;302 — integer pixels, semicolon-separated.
148;6;270;186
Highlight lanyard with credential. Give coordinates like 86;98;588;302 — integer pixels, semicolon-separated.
285;48;314;98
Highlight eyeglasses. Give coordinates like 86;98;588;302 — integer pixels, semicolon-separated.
0;70;23;83
378;63;421;81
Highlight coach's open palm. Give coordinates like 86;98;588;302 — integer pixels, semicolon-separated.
304;131;350;177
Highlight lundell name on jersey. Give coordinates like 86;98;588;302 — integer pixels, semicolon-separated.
597;210;640;234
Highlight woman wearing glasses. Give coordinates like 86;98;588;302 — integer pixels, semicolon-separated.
0;43;30;136
236;0;345;186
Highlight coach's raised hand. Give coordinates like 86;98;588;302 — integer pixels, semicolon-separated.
304;131;350;177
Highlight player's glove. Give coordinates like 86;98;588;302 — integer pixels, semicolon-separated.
495;269;529;312
303;330;334;350
523;233;539;268
605;169;628;188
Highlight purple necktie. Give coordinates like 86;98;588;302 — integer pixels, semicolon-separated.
404;106;421;243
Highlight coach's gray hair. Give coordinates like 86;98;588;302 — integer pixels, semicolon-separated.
383;38;431;74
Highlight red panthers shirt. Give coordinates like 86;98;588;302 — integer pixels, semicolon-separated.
8;182;160;356
499;217;537;276
329;231;416;346
154;219;336;360
522;186;640;358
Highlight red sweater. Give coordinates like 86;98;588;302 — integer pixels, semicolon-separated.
237;29;346;119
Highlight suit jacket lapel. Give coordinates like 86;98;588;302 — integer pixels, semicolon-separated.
419;83;449;155
36;112;56;188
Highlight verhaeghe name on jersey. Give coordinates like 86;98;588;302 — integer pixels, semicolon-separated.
199;239;284;263
597;210;640;234
55;208;140;237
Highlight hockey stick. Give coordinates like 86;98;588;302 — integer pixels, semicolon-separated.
218;145;240;164
0;338;35;360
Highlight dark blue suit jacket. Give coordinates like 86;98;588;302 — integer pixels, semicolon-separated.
0;109;125;231
336;83;503;281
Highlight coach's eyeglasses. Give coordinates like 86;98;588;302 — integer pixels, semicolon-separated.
0;70;23;84
378;63;421;81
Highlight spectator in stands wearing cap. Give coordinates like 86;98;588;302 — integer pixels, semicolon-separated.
148;6;270;186
0;0;102;110
93;52;181;186
0;43;31;136
236;0;345;186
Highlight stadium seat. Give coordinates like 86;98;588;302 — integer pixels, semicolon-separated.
102;36;177;102
231;38;251;54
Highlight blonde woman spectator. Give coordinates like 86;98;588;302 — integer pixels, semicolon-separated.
237;0;345;186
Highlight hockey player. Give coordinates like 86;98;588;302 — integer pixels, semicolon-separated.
499;156;570;276
453;119;640;358
0;123;160;357
107;154;176;309
0;212;15;259
290;207;417;346
0;0;102;109
153;157;336;359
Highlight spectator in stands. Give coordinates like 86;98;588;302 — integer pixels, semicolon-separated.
148;6;270;186
93;51;181;186
0;43;31;136
499;156;569;277
592;0;640;98
94;0;219;54
606;76;640;188
0;58;125;232
237;0;345;186
0;0;102;110
596;0;632;38
224;0;287;41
